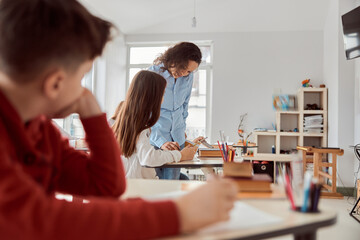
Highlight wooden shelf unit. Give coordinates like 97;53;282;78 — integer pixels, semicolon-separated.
251;88;328;179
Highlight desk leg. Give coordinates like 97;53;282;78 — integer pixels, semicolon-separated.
294;231;316;240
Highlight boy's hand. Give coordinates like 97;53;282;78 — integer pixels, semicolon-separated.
53;88;102;119
174;175;237;233
161;142;180;151
180;146;197;160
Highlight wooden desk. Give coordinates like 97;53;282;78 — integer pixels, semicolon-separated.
161;157;223;168
123;179;337;240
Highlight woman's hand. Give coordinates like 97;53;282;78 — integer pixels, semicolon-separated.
161;141;180;151
193;136;205;144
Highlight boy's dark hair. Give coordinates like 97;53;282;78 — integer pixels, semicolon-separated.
0;0;113;82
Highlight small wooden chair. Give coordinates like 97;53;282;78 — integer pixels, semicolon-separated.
296;146;344;198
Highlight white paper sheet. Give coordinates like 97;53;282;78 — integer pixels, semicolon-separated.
198;201;283;234
143;191;283;234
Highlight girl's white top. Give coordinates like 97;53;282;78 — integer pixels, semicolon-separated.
121;129;181;179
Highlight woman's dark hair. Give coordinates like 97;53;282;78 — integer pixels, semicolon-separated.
0;0;113;82
154;42;202;73
112;70;167;157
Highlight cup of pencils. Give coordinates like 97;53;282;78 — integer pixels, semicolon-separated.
284;170;322;213
217;141;235;162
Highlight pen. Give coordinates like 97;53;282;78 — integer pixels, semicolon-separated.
225;142;229;161
312;183;322;212
301;171;312;212
309;178;318;212
285;172;296;210
199;137;214;148
185;139;200;147
217;141;225;162
222;142;227;161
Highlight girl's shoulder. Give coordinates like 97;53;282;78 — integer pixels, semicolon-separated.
138;128;151;139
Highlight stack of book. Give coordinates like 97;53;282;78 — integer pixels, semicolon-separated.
304;115;323;133
198;146;222;157
223;162;272;192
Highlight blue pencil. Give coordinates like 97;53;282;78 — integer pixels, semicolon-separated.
302;171;312;212
222;143;227;161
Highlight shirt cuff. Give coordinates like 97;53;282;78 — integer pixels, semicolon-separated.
170;151;182;163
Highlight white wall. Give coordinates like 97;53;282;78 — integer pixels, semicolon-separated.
350;0;360;186
126;31;323;144
94;34;127;116
339;0;357;187
324;0;358;187
324;0;339;148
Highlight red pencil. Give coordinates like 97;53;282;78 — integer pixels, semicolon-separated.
217;141;226;162
285;172;296;210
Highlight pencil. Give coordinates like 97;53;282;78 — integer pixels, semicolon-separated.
285;172;296;210
217;141;225;162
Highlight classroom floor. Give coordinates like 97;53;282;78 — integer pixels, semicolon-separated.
267;197;360;240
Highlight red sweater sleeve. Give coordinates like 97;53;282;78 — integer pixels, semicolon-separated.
0;156;179;240
0;114;180;239
55;114;126;197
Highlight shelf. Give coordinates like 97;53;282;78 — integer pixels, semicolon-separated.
245;154;293;162
303;136;324;148
254;132;277;136
303;133;325;137
279;132;300;136
277;110;300;114
303;110;325;114
298;87;327;93
252;87;327;183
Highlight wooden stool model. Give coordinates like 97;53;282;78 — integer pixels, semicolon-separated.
296;146;344;199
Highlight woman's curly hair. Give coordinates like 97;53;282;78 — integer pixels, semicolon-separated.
153;42;202;73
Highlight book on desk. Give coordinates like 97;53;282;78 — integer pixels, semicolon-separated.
223;162;272;192
230;174;272;192
198;147;223;157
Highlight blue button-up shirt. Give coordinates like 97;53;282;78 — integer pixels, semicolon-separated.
149;64;193;148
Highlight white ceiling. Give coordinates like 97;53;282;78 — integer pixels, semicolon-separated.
80;0;330;35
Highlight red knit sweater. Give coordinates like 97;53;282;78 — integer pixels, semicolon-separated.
0;90;179;240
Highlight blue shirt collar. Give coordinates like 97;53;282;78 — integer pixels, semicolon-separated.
158;63;191;81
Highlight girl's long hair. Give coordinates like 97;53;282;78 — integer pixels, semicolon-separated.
112;70;167;157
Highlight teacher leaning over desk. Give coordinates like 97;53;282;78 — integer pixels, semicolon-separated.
149;42;202;180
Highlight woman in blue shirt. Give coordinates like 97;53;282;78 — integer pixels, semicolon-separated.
149;42;202;180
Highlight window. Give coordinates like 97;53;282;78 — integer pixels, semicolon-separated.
127;42;213;140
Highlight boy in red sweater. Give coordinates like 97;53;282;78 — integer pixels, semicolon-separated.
0;0;237;239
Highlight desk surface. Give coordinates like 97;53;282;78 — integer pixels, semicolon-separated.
161;157;224;168
123;179;337;240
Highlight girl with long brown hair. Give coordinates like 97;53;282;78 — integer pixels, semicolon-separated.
112;70;197;179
